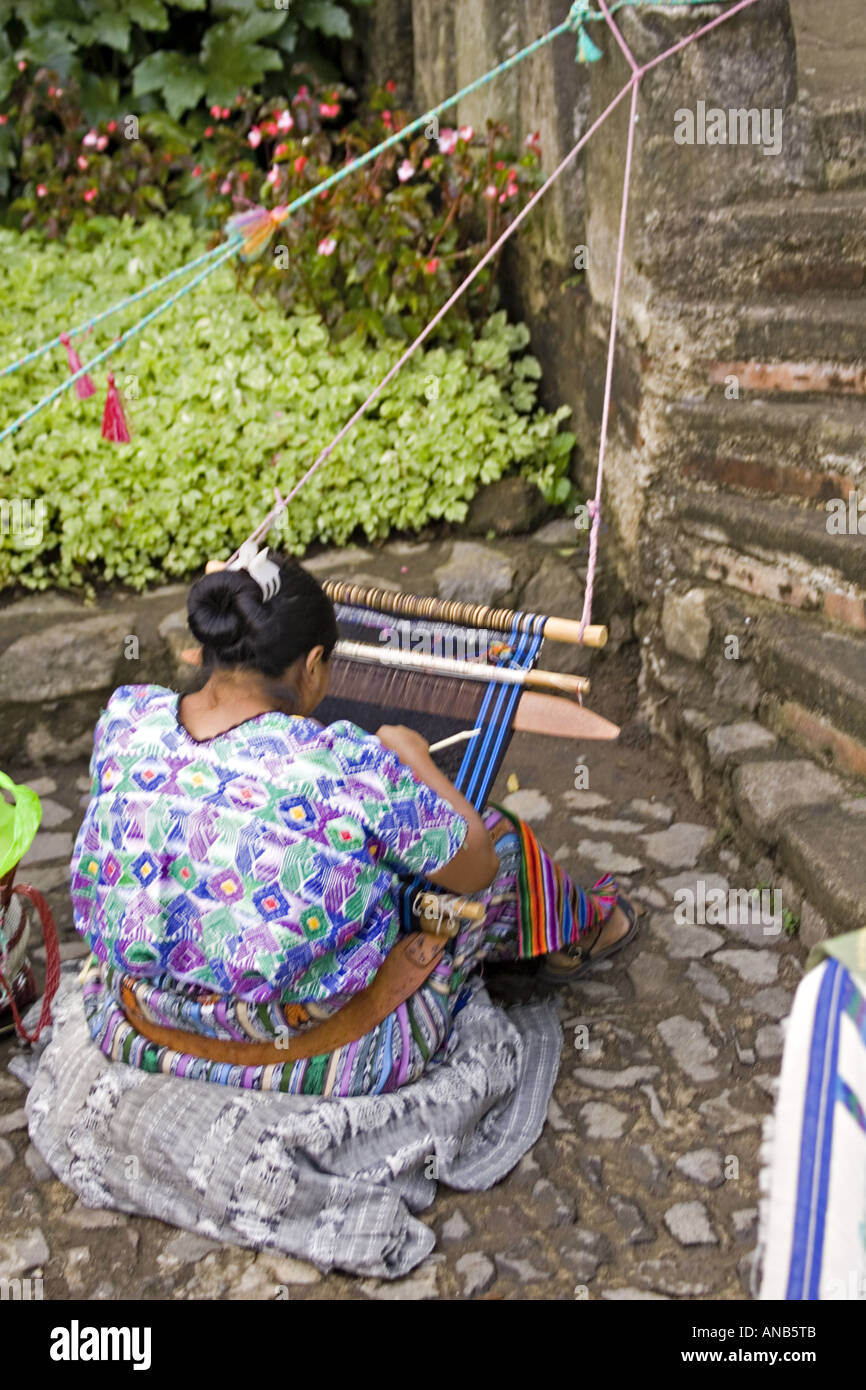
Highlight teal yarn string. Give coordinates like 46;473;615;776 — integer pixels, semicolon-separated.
568;0;722;62
0;239;232;381
4;12;575;378
0;238;240;446
234;15;578;251
2;0;718;432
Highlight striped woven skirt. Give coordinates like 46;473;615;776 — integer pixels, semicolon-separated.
81;807;618;1097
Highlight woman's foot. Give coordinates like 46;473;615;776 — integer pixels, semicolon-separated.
538;894;641;985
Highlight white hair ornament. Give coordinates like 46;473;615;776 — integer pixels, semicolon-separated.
226;541;282;601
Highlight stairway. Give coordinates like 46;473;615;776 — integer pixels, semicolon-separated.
623;54;866;942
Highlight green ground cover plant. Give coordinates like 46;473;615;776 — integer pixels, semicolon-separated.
0;215;574;592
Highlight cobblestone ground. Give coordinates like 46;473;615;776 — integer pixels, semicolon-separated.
0;646;804;1301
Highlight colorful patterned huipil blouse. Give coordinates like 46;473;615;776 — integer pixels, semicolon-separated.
71;685;468;1012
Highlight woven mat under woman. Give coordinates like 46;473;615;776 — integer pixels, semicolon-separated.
13;968;561;1279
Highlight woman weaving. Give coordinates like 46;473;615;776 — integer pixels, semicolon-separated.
71;548;638;1096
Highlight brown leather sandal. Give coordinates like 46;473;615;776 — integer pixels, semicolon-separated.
537;894;640;986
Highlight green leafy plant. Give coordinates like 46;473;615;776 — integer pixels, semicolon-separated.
0;0;372;122
0;215;575;593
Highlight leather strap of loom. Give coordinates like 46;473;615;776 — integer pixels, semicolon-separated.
120;931;446;1065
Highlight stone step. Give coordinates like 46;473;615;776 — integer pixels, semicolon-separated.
652;292;866;395
646;187;866;296
754;608;866;755
686;585;866;781
670;487;866;617
664;395;866;502
779;800;866;932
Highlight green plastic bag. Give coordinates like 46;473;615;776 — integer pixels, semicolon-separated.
0;771;42;880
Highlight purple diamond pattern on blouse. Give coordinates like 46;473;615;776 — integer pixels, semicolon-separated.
71;684;467;1005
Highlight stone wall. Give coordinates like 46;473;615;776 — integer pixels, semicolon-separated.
358;0;866;937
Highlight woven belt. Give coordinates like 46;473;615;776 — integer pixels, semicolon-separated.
120;931;447;1065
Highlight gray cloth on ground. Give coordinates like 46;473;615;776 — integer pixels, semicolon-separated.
12;970;561;1279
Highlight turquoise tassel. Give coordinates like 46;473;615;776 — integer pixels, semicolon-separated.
577;27;605;63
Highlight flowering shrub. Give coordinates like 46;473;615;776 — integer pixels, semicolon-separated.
0;215;575;592
1;68;543;345
228;85;544;346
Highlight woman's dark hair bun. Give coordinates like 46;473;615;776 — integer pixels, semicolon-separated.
187;569;265;661
187;554;338;678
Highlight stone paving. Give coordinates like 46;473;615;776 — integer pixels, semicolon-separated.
0;638;806;1302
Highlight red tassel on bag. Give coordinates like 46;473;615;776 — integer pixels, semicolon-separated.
101;372;131;443
59;331;95;399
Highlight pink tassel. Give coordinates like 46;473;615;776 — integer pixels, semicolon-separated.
224;203;288;260
101;372;131;443
59;331;95;399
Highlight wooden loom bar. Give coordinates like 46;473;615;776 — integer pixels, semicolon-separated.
335;639;590;697
321;580;607;648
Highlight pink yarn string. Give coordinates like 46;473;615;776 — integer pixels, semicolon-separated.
236;0;764;602
578;0;762;638
233;81;637;559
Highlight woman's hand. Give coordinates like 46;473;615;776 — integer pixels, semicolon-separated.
375;724;431;773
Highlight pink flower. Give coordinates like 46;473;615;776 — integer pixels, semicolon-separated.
192;165;202;177
382;109;393;129
438;128;458;155
83;188;97;203
56;87;63;97
210;104;221;118
36;184;47;197
247;126;262;148
220;178;231;194
106;120;116;133
17;60;26;72
294;154;308;173
204;126;213;137
274;142;289;158
319;103;340;119
458;125;473;142
505;181;518;198
82;129;98;147
266;165;280;186
384;79;397;94
47;86;56;97
262;120;278;136
317;236;336;256
397;158;413;183
495;160;505;171
96;135;108;151
296;85;309;99
276;109;293;132
77;155;88;171
483;183;497;200
422;156;432;170
423;257;439;274
0;116;7;126
220;107;230;120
